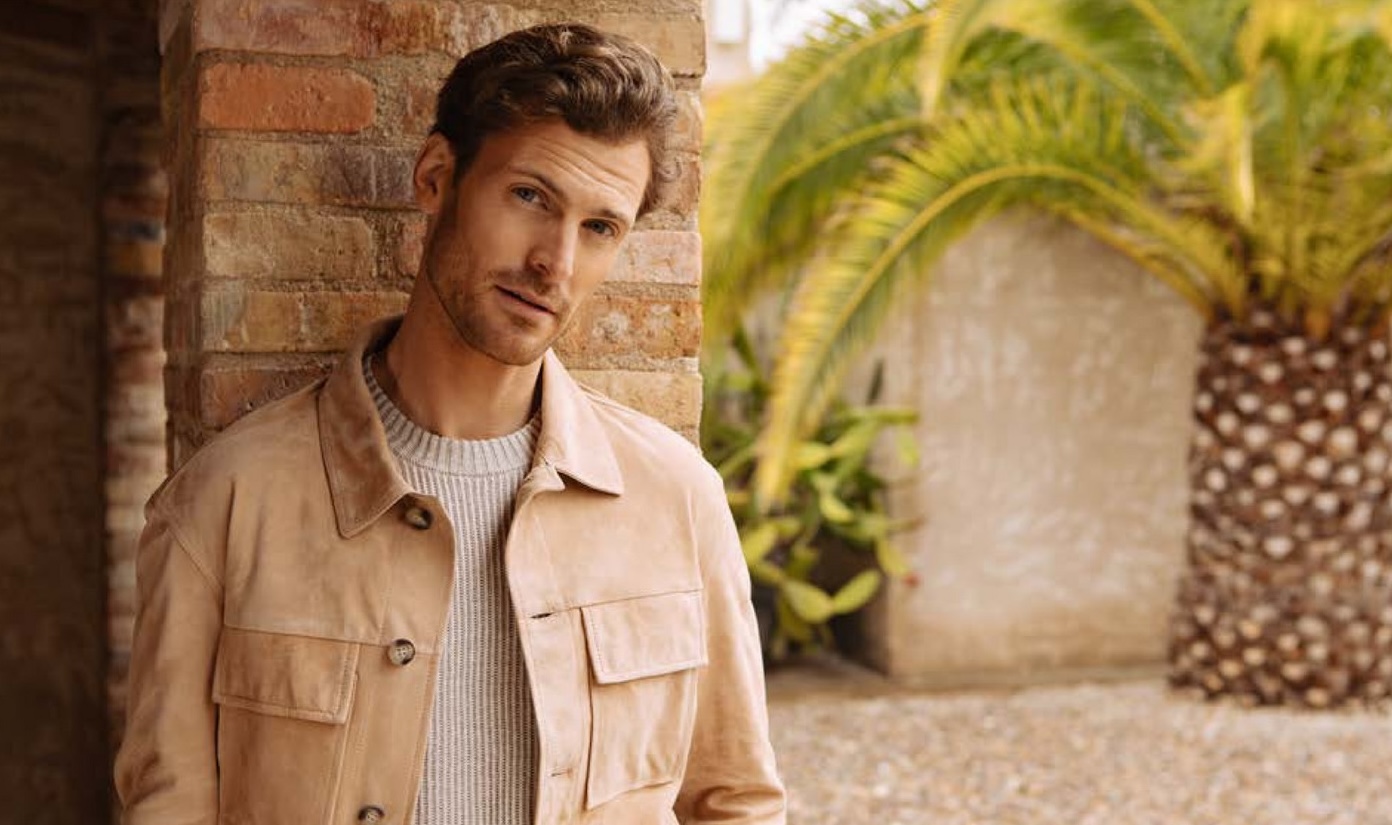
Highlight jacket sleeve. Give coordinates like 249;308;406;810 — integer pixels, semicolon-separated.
674;466;787;824
114;500;222;825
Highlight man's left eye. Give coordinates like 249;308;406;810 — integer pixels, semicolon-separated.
584;220;617;238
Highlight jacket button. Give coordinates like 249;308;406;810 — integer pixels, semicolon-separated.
358;805;385;823
387;639;416;667
404;505;432;530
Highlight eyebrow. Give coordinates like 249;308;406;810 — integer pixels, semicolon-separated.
512;166;633;226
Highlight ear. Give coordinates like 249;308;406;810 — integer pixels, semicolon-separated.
413;133;455;214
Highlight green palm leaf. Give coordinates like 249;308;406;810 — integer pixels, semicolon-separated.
701;0;1392;504
754;77;1236;501
702;1;933;340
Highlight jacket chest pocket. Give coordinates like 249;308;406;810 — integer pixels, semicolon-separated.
580;589;707;810
212;627;359;825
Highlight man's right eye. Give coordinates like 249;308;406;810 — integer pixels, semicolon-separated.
513;186;542;205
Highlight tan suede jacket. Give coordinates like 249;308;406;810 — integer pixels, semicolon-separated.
115;318;786;825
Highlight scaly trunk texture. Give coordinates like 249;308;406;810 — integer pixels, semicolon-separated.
1171;307;1392;708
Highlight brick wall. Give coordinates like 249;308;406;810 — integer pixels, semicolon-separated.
0;3;110;820
158;0;706;471
102;0;167;748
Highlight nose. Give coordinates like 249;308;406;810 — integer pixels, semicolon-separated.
527;224;577;284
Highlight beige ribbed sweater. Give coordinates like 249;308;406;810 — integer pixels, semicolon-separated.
365;356;539;825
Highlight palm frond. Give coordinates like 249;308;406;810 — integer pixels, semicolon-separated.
701;0;1392;503
753;78;1235;502
702;1;931;340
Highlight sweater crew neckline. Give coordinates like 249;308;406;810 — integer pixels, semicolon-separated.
363;353;539;476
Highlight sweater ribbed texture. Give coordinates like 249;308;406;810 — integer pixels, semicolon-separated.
364;356;540;825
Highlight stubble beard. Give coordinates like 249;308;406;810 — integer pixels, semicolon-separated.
424;247;566;368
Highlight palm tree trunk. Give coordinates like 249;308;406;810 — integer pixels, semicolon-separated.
1170;307;1392;708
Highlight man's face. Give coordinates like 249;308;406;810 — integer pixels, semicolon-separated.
419;119;650;367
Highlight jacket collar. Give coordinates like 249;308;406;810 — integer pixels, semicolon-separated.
320;316;623;539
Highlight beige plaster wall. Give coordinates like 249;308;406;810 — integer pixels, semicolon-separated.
859;212;1203;683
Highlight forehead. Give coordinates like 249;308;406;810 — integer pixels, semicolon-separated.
467;120;650;219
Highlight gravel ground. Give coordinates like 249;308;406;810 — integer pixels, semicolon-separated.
766;674;1392;825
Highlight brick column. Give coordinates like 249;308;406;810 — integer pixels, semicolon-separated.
102;0;167;748
157;0;705;468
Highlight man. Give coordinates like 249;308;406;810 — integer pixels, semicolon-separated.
115;23;786;825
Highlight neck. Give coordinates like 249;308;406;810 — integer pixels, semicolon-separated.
376;300;541;441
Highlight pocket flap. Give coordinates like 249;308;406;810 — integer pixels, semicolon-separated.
213;627;358;724
581;590;707;684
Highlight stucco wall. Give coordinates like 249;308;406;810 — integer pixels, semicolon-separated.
860;212;1203;683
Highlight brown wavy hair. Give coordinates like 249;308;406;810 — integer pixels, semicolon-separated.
432;23;680;216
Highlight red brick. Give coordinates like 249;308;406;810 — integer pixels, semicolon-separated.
204;210;376;281
106;238;164;279
198;357;335;428
194;0;537;58
590;13;706;77
557;293;701;363
201;138;416;208
199;62;375;134
402;69;445;138
570;369;702;430
201;287;407;352
610;230;699;285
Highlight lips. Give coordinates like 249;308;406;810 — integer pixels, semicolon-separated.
498;286;556;315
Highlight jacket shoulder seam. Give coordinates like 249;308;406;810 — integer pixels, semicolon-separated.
149;497;224;594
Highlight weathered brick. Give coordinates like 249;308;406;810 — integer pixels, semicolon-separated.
106;237;164;279
570;368;702;430
204;210;376;281
611;230;699;285
110;348;165;387
198;356;335;428
169;421;203;470
671;90;703;154
590;13;705;77
194;0;537;58
160;0;192;55
638;152;700;229
557;293;701;361
394;215;427;281
201;138;415;208
665;152;701;216
578;0;702;14
106;295;164;352
165;291;200;356
199;62;375;134
202;287;407;352
401;68;445;138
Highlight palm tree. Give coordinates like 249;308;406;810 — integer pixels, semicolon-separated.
703;0;1392;707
